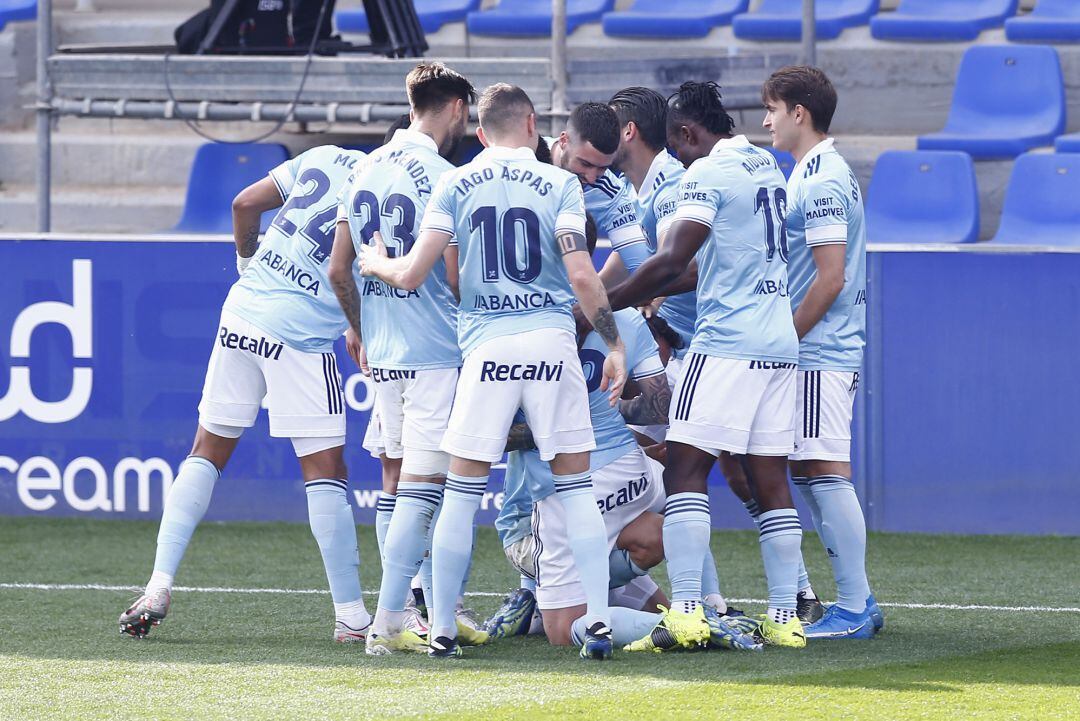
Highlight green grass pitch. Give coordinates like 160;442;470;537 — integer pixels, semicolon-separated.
1;517;1078;720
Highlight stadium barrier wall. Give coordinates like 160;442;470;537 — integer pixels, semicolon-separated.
1;237;1077;535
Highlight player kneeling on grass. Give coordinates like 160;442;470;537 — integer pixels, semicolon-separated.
120;143;372;643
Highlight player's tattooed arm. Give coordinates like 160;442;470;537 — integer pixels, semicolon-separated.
619;374;671;426
505;423;537;452
562;248;627;405
329;220;362;337
231;176;284;258
591;305;621;350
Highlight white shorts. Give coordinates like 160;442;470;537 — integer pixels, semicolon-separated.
628;354;683;444
791;369;859;462
198;309;345;440
442;328;594;463
370;366;458;459
534;447;666;610
667;354;796;457
361;393;386;458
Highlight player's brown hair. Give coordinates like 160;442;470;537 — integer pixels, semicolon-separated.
477;83;535;137
762;65;838;135
405;62;476;115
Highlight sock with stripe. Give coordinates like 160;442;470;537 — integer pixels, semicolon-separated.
148;456;219;594
520;574;537;593
608;548;647;589
373;481;443;636
305;479;366;625
745;496;813;599
809;475;870;613
701;546;727;614
663;492;711;614
420;501;439;612
571;607;660;647
374;492;396;562
758;508;802;624
553;471;611;627
430;472;487;639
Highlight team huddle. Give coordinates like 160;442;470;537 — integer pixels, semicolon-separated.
119;60;882;659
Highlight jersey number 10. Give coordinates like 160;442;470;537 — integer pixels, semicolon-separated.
470;205;542;284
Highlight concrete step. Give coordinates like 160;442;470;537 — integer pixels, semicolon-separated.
0;183;184;233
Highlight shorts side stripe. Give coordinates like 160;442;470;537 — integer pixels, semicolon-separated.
321;354;334;415
813;371;822;439
330;353;344;415
675;354;705;422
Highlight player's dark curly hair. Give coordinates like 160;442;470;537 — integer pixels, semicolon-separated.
608;86;667;152
667;81;736;137
645;313;684;350
534;134;553;164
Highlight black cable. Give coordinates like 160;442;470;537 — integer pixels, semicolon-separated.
163;0;332;145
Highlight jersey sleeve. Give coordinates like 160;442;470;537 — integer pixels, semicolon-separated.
268;152;306;200
672;162;721;229
623;313;665;380
555;176;587;237
419;173;458;241
800;174;851;247
653;181;681;245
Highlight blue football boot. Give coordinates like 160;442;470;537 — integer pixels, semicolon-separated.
481;587;538;640
804;603;875;640
867;593;884;633
579;621;614;661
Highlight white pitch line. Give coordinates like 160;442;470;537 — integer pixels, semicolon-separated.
3;583;1080;613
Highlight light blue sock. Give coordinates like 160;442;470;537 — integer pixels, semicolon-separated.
375;492;396;562
377;482;442;615
608;548;647;589
758;507;802;622
570;607;660;647
792;476;823;536
430;472;487;639
809;475;870;612
420;501;438;611
747;497;812;595
150;456;218;588
520;574;537;593
701;546;721;599
458;523;477;602
663;492;711;612
306;479;363;604
553;471;611;627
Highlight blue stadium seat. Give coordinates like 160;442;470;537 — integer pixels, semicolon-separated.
870;0;1017;42
467;0;614;36
732;0;878;41
602;0;748;39
336;0;481;34
866;151;979;244
1055;133;1080;153
172;143;290;234
0;0;35;32
917;45;1065;159
1006;0;1080;43
990;152;1080;246
761;145;796;179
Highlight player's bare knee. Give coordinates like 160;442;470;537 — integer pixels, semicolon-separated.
549;452;589;477
297;443;347;482
618;512;664;570
380;455;402;494
745;454;794;511
541;610;576;646
192;423;241;470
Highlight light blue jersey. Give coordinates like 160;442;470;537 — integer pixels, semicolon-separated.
497;309;664;546
784;138;867;371
420;146;586;357
543;136;649;262
337;129;460;370
674;136;798;363
633;149;699;350
580;308;665;470
225;145;364;353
